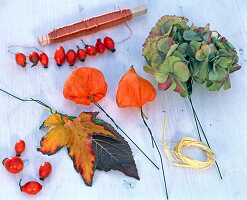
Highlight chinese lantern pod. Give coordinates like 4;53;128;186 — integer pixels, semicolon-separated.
63;67;107;105
116;66;156;108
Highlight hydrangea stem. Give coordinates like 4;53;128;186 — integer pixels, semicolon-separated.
188;95;222;179
140;108;169;199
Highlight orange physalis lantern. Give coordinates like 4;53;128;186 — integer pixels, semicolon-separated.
116;66;156;108
116;66;168;198
63;67;107;105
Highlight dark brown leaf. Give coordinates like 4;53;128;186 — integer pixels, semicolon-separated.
92;118;140;180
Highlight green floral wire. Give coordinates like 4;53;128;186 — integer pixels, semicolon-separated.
188;95;222;179
1;90;161;182
0;88;73;123
89;94;160;170
90;94;168;198
140;108;169;200
187;78;222;179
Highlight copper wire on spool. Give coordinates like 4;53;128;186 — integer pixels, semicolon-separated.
38;5;147;46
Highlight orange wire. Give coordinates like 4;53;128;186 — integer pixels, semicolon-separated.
114;5;133;44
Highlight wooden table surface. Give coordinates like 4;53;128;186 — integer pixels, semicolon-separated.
0;0;247;199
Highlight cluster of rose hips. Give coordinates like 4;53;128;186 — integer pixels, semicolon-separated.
15;52;49;68
54;37;116;66
2;140;52;195
14;37;115;68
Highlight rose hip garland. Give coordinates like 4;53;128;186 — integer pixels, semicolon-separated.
80;37;116;57
8;46;49;68
9;37;116;68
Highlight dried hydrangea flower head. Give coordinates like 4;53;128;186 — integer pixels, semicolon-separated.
143;15;241;97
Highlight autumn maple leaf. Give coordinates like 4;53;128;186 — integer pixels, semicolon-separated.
38;112;116;186
38;112;139;186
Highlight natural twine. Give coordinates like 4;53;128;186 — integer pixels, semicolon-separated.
162;117;216;170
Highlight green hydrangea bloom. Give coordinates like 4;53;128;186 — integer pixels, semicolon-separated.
142;15;241;97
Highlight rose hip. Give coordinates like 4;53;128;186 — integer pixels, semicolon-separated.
104;37;116;52
39;162;52;180
86;45;97;56
19;179;42;195
95;39;105;54
15;53;26;67
15;140;25;156
54;46;65;66
29;52;39;67
81;40;97;56
66;49;77;66
2;156;24;173
76;46;87;62
39;52;49;68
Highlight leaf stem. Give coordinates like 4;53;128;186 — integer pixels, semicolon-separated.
140;108;154;147
89;95;160;170
140;108;169;199
188;95;223;179
139;108;148;119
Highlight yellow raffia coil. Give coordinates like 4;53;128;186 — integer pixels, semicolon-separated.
162;117;216;170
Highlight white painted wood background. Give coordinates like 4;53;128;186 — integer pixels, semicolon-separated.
0;0;247;199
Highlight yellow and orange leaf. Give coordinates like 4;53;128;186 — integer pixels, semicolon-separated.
38;112;116;186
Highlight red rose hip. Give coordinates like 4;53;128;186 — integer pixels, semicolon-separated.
86;45;97;56
2;156;24;173
19;179;42;195
29;52;39;67
76;46;87;62
15;53;26;67
66;49;77;66
39;162;52;180
95;39;105;54
104;37;116;52
15;140;25;156
81;40;97;56
39;52;49;68
54;46;65;66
